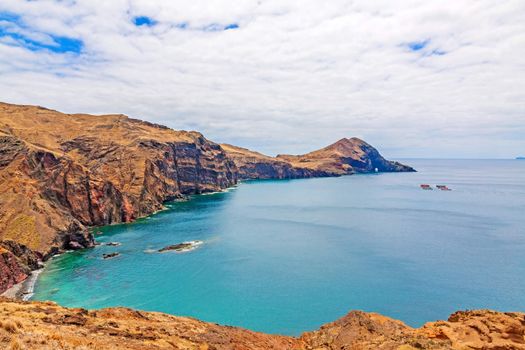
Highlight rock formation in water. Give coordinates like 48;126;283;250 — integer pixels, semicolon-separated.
0;297;523;349
0;101;412;294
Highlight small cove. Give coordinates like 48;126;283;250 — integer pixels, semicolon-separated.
32;159;525;335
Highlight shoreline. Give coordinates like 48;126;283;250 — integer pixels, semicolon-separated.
4;187;237;301
1;267;44;300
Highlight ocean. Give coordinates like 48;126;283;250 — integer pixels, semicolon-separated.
32;159;525;335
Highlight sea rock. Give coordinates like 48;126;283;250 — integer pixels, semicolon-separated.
105;242;121;247
102;252;120;259
158;240;202;253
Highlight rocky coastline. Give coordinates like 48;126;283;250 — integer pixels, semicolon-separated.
0;102;523;349
0;102;414;296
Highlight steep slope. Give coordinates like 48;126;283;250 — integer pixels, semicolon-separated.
221;143;331;179
277;137;415;175
0;102;237;285
0;297;523;349
221;139;414;179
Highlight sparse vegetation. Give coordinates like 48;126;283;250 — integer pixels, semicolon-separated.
1;320;18;333
9;338;22;350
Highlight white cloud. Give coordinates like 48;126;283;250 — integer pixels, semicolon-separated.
0;0;524;158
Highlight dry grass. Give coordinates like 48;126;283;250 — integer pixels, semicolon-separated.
1;320;18;333
3;214;37;247
9;338;22;350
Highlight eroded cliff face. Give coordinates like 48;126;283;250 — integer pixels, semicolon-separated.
0;241;40;293
222;138;414;180
0;298;523;350
0;103;237;288
221;144;332;179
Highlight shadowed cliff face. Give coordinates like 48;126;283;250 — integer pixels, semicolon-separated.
220;144;333;179
0;298;523;350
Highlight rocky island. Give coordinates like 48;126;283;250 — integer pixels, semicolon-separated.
158;241;203;253
3;102;521;349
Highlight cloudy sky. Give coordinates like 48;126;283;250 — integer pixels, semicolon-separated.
0;0;524;158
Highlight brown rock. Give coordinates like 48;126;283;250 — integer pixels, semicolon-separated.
277;137;415;175
0;298;523;349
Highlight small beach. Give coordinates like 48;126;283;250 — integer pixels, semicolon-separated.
2;268;44;300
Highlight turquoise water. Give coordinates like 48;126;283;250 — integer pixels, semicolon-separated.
33;159;525;335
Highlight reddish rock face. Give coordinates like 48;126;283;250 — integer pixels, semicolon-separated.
0;249;28;292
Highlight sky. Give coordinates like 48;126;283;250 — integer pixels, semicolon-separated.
0;0;524;158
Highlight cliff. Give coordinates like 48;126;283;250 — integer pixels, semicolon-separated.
220;144;332;179
221;139;414;179
0;102;237;291
0;297;523;349
0;102;413;295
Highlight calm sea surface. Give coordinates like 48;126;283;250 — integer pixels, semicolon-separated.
32;159;525;335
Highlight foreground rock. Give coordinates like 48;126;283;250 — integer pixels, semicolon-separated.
0;298;522;350
102;252;120;259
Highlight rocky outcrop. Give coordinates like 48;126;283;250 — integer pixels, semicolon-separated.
277;137;415;175
158;240;203;253
0;241;40;293
0;249;28;294
0;298;523;349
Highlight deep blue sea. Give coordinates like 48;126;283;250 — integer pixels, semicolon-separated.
32;159;525;335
